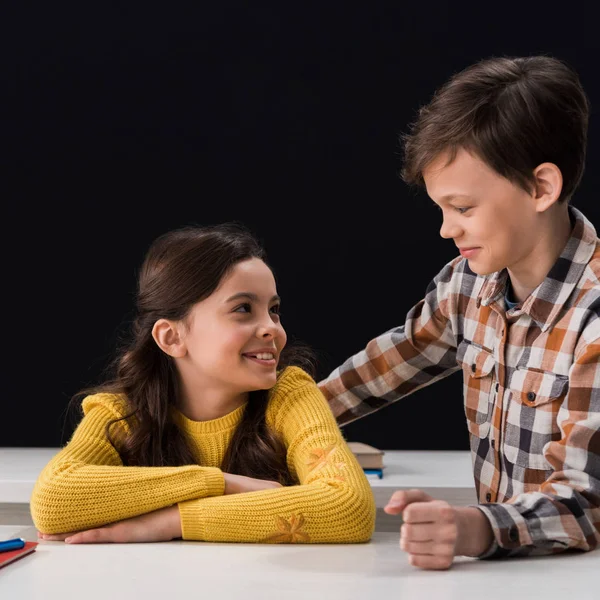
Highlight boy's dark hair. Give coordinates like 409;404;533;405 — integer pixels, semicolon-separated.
401;55;590;203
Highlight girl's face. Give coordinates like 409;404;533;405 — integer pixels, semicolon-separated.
178;258;287;394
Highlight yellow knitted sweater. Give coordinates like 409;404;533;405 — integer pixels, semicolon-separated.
31;366;376;543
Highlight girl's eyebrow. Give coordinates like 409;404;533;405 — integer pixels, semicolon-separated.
224;292;281;304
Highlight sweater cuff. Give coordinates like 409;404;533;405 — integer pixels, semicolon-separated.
177;468;224;540
202;467;226;498
178;498;206;540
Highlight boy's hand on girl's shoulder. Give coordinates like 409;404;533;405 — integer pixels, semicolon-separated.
384;489;494;570
37;505;183;544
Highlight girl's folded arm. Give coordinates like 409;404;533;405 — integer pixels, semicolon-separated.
177;369;376;543
31;394;224;534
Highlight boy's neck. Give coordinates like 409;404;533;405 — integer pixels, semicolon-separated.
507;204;573;304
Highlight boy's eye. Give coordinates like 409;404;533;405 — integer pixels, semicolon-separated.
270;304;281;315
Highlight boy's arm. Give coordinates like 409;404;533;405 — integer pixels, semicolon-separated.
318;258;464;424
477;335;600;558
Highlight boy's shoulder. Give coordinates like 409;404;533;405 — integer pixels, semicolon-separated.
583;239;600;287
576;239;600;332
561;209;600;308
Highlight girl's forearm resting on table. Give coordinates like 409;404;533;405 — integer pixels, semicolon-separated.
31;460;225;534
178;475;375;543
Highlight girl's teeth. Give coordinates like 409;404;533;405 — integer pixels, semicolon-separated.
255;353;274;360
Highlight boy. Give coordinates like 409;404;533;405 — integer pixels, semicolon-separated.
318;55;600;570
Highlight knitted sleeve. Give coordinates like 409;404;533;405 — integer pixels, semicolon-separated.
30;393;225;534
177;367;376;543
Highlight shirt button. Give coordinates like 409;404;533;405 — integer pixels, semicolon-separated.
476;298;482;308
508;527;519;542
495;383;499;392
471;364;476;373
491;439;495;449
526;391;536;402
486;492;492;502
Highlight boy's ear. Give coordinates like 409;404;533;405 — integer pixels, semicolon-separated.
532;162;563;212
151;319;187;358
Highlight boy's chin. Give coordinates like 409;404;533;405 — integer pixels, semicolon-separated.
466;259;499;277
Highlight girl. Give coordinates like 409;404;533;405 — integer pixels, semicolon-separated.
31;223;375;544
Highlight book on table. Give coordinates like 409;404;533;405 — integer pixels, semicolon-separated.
0;541;38;569
347;442;385;473
363;468;384;480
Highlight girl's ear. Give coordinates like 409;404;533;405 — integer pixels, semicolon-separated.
532;162;563;212
151;319;187;358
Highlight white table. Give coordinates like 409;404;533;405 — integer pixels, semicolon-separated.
2;449;599;599
0;448;477;507
0;449;60;504
369;450;477;507
1;523;599;599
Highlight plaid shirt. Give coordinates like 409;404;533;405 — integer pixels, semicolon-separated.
318;206;600;558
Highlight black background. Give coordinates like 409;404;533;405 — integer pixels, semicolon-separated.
4;3;599;449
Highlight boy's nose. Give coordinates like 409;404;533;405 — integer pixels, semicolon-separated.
440;218;461;240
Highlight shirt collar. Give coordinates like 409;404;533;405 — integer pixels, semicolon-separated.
478;206;597;331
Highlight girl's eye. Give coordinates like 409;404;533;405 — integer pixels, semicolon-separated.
234;303;252;313
455;207;470;214
270;304;281;315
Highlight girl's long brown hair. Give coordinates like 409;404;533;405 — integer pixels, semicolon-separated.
71;223;314;485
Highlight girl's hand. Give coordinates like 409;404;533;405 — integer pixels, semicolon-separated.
37;505;183;544
223;473;283;494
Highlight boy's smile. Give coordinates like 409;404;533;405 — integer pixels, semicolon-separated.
457;247;480;259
